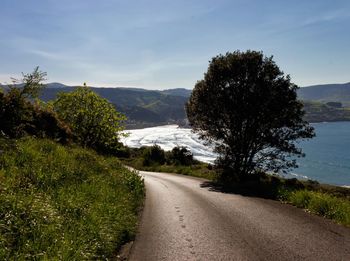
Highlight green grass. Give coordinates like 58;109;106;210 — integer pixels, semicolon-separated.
282;190;350;226
121;157;216;180
0;137;144;260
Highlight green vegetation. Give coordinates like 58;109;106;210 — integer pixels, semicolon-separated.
242;177;348;226
0;137;144;259
0;67;71;142
0;69;145;259
303;100;350;122
120;145;216;180
186;50;315;180
53;86;127;153
37;84;189;129
24;81;350;129
282;190;350;226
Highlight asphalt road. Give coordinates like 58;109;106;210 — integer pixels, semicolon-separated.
129;171;350;261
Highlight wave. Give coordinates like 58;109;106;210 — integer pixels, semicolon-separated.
122;123;350;186
282;172;309;180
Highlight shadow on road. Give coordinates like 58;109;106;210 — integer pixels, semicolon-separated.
199;180;281;199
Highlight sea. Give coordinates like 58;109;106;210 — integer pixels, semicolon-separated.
121;122;350;186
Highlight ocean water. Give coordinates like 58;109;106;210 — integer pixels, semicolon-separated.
295;122;350;186
122;122;350;186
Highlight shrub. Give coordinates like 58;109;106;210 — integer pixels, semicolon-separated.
53;86;126;154
289;190;312;208
28;105;72;143
142;145;166;166
167;146;194;166
284;178;305;190
0;68;72;143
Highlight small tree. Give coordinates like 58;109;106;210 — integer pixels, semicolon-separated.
0;67;71;142
142;145;166;166
10;66;47;99
168;146;194;166
53;86;126;153
186;50;315;180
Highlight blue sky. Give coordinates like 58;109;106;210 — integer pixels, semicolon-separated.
0;0;349;89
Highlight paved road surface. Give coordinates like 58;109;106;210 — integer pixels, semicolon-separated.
129;171;350;261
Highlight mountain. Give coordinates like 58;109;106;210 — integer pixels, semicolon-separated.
38;83;190;128
4;81;350;126
46;82;70;89
298;83;350;106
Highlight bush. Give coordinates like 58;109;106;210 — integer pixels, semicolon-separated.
29;105;72;143
284;178;305;190
0;68;72;143
142;144;166;166
53;86;126;154
288;190;312;208
167;146;194;166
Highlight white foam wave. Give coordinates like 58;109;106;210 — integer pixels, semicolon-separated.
121;125;217;163
286;172;309;180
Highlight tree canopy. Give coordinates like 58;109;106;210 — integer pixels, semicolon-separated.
186;50;315;179
53;86;126;153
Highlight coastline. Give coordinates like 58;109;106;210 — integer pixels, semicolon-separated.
122;123;350;187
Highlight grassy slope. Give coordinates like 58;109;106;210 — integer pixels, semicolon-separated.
0;138;144;260
121;157;216;180
281;190;350;226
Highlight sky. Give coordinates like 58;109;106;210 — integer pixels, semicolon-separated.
0;0;349;89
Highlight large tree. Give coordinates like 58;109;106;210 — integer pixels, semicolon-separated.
186;50;315;179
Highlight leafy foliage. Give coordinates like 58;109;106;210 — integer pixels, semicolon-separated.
120;146;215;179
0;68;71;142
167;146;194;166
186;50;315;179
138;145;195;166
53;86;126;153
142;144;166;166
9;66;47;99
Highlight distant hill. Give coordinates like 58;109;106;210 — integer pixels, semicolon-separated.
303;101;350;123
162;88;192;97
3;81;350;126
298;83;350;106
37;83;190;129
46;82;70;89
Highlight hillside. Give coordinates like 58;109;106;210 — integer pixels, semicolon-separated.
37;84;190;128
162;88;192;97
3;82;350;126
298;83;350;106
303;101;350;123
297;83;350;122
0;138;144;259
